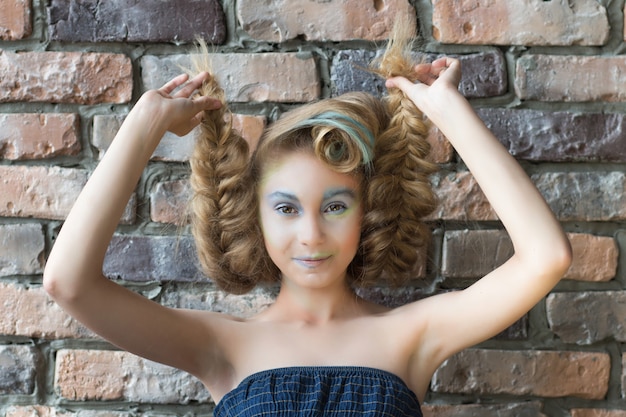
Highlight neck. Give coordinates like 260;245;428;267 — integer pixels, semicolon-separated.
270;278;363;325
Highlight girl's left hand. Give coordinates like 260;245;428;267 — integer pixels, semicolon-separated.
385;57;462;120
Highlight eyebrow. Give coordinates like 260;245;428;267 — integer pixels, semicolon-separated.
265;188;357;202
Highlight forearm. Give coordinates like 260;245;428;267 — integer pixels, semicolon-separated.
429;89;571;273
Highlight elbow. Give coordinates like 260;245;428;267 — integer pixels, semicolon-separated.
538;236;573;284
43;263;63;301
43;260;79;304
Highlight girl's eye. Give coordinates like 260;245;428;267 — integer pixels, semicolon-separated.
276;204;298;215
324;202;347;214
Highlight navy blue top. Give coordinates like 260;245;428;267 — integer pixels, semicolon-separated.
214;366;423;416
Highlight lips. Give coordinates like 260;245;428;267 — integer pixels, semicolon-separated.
293;255;331;269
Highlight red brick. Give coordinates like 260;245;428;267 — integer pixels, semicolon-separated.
422;402;546;417
0;166;88;220
566;233;617;282
141;53;320;103
428;171;497;221
55;349;210;403
0;0;31;40
0;166;135;222
0;113;81;160
432;0;609;46
0;50;132;104
516;55;626;102
237;0;415;42
432;349;610;399
6;406;131;417
442;230;617;282
0;283;92;339
150;180;190;225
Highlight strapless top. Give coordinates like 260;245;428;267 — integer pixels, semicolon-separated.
214;366;423;416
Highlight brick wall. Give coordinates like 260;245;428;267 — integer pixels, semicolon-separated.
0;0;624;416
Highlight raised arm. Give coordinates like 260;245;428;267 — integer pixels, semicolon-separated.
43;73;225;376
386;58;572;366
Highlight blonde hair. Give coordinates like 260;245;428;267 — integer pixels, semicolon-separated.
189;16;437;294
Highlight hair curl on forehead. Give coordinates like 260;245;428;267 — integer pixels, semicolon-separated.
251;92;389;180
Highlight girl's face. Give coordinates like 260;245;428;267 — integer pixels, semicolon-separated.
258;151;362;290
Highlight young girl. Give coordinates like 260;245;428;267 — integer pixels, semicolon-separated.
44;20;572;416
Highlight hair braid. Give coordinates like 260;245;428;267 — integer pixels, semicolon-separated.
189;47;276;294
360;16;438;285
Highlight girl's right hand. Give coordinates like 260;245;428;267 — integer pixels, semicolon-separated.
137;72;222;137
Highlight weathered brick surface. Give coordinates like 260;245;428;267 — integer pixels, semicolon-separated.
0;345;38;395
477;108;626;162
1;2;626;415
432;349;610;399
622;354;626;399
0;223;43;276
161;284;276;318
566;233;618;282
0;283;92;339
94;114;265;163
546;291;626;344
442;231;617;282
237;0;414;42
6;406;131;417
0;0;31;40
47;0;226;44
571;410;626;417
0;113;81;160
432;0;609;46
0;166;88;220
331;49;507;99
141;53;320;103
0;166;136;222
422;402;546;417
516;55;626;102
54;349;210;403
0;50;132;104
532;172;626;221
103;235;203;282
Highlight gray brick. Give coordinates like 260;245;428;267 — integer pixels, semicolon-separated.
48;0;226;44
103;235;203;282
477;109;626;162
331;50;507;99
432;0;609;46
0;223;44;276
532;171;626;221
547;291;626;344
0;345;38;395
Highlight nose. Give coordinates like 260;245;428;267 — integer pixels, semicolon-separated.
297;212;325;246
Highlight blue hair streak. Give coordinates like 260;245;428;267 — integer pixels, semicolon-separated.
293;111;375;165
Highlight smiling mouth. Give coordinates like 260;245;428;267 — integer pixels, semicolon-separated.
293;255;331;268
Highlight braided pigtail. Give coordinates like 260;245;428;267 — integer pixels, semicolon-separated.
189;43;276;294
361;17;438;285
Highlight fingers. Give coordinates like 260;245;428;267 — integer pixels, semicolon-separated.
159;72;211;98
159;74;190;95
173;72;210;98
